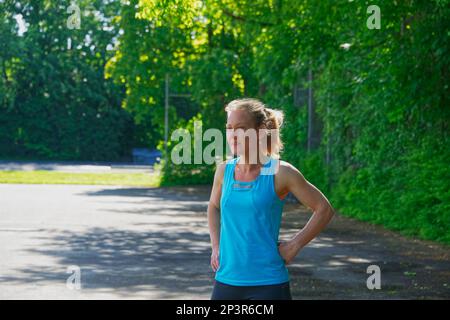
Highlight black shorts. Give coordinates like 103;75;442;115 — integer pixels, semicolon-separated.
211;280;292;300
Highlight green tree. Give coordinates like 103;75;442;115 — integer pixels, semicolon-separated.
0;0;133;160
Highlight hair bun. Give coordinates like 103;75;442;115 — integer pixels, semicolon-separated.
264;107;284;129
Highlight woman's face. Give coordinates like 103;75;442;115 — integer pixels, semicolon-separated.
226;109;266;159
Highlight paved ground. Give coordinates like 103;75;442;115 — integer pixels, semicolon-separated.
0;184;449;299
0;161;154;173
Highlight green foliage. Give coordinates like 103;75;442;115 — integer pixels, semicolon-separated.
158;114;217;186
6;1;446;244
0;0;133;161
114;0;449;244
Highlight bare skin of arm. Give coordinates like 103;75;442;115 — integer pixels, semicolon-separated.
207;161;226;272
275;161;335;264
208;159;335;270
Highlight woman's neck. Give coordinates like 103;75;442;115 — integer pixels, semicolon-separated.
237;153;271;172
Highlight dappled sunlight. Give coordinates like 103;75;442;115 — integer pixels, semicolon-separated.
1;185;449;299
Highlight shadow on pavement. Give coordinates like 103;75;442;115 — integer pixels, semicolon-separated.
1;227;214;299
1;185;449;299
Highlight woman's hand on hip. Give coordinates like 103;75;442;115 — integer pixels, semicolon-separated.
278;240;301;265
211;247;220;272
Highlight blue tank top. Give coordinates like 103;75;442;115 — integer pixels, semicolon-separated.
215;156;289;286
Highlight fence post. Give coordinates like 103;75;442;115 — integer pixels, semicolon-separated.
164;73;169;158
307;64;313;152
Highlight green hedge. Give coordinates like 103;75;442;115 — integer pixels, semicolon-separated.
108;1;450;244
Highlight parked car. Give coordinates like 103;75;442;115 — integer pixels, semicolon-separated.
132;148;161;165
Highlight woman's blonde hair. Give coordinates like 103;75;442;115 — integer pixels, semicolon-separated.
225;98;284;157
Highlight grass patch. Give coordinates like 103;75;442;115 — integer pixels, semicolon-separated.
0;170;161;187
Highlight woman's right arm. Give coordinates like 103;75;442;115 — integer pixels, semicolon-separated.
207;161;226;272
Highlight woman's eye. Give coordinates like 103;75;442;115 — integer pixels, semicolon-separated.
226;127;246;131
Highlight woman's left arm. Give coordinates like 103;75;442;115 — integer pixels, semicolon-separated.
278;163;335;264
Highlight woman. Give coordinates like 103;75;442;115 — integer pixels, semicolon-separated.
207;98;335;300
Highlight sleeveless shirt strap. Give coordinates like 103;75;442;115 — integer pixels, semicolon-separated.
223;157;238;188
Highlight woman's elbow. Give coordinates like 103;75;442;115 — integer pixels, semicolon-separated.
318;202;335;221
326;204;335;220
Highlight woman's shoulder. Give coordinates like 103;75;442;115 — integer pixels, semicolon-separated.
213;157;236;182
276;159;302;176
